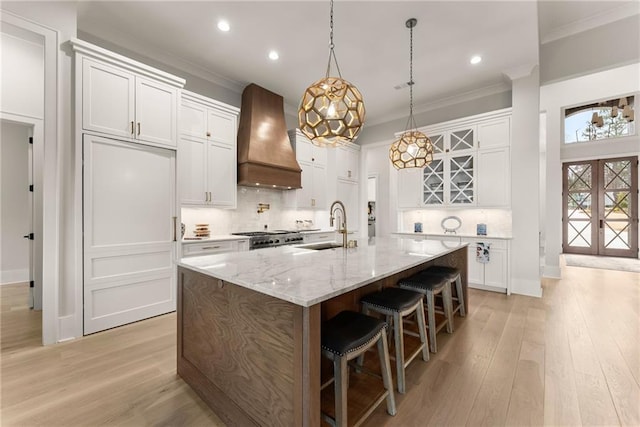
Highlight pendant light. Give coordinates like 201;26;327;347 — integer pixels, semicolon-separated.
389;18;434;170
298;0;365;147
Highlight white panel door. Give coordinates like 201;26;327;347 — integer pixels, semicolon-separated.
135;77;177;146
208;141;236;208
477;118;510;149
83;135;176;334
180;101;207;140
178;136;207;205
467;245;484;285
207;109;236;144
484;249;507;290
82;58;134;139
397;168;422;208
297;160;313;208
477;148;510;207
312;162;327;209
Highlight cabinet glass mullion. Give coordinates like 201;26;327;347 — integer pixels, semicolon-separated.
423;159;445;205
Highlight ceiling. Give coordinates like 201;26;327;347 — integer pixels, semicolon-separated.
77;1;637;127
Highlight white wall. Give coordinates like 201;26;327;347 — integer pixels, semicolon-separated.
540;62;640;274
510;67;542;297
0;122;30;284
399;209;512;237
0;27;44;119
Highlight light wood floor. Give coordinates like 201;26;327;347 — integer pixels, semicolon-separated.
1;264;639;426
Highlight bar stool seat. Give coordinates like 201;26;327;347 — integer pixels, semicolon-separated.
423;266;466;317
360;288;429;394
398;272;454;353
321;311;396;427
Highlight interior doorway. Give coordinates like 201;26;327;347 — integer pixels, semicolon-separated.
1;119;42;351
563;156;638;258
367;175;377;238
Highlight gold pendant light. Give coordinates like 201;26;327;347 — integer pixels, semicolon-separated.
298;0;365;147
390;18;434;169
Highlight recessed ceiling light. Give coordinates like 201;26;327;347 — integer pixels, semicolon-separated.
470;55;482;65
217;20;230;32
268;50;279;61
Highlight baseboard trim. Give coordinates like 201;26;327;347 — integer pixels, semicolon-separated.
543;265;561;279
510;278;543;298
58;315;77;342
1;269;29;285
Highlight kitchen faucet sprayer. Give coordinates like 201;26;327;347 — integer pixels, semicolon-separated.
329;200;348;248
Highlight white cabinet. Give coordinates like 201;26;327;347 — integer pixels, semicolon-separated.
288;130;327;209
178;91;239;208
397;168;423;208
182;238;249;257
337;179;359;233
395;110;511;209
477;117;510;149
463;238;509;293
82;58;178;147
477;148;510;206
336;144;360;181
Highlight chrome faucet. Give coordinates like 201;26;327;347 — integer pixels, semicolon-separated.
329;200;348;248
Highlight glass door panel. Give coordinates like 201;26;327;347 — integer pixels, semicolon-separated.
449;155;474;204
563;157;638;258
423;159;444;205
449;127;475;152
599;159;637;257
428;134;445;155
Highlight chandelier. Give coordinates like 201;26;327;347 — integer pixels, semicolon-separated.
389;18;434;170
298;0;365;147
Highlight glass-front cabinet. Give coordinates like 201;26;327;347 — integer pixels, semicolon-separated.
422;154;475;206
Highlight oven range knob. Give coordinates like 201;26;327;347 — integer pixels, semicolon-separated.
269;240;273;244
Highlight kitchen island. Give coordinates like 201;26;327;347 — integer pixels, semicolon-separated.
177;237;468;426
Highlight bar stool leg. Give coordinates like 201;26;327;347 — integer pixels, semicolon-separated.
443;284;454;334
377;329;397;416
415;300;430;362
334;356;349;427
426;290;437;353
455;275;466;317
393;311;406;394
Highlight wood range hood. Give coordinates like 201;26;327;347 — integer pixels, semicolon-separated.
237;84;302;189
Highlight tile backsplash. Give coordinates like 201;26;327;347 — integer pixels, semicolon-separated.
181;187;331;237
400;208;512;237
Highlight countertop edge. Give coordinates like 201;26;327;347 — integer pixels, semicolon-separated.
393;232;513;240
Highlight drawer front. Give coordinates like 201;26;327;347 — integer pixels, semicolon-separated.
304;232;336;243
182;240;236;256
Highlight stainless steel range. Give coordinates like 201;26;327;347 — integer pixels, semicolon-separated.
231;230;304;250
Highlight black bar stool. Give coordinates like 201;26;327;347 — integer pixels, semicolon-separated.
424;266;466;317
398;272;454;353
359;287;429;394
321;310;397;427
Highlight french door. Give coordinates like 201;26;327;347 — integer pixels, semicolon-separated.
83;135;177;334
563;157;638;258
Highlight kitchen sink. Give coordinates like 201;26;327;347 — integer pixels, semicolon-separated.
299;242;344;251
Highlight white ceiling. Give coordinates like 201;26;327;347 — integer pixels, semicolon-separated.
77;1;638;126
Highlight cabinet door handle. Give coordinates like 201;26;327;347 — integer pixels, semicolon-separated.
206;131;211;137
348;170;352;178
130;121;135;135
172;216;177;242
137;122;141;136
209;192;212;202
202;246;221;250
599;219;604;229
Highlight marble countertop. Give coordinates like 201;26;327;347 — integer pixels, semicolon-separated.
178;236;468;307
393;231;513;240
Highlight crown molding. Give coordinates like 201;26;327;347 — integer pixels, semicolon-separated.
365;82;512;127
540;2;640;45
77;29;244;93
503;63;538;81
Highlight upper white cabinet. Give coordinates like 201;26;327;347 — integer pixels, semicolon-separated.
81;57;178;147
288;130;328;209
336;144;360;181
337;179;359;233
178;91;239;208
396;109;511;209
